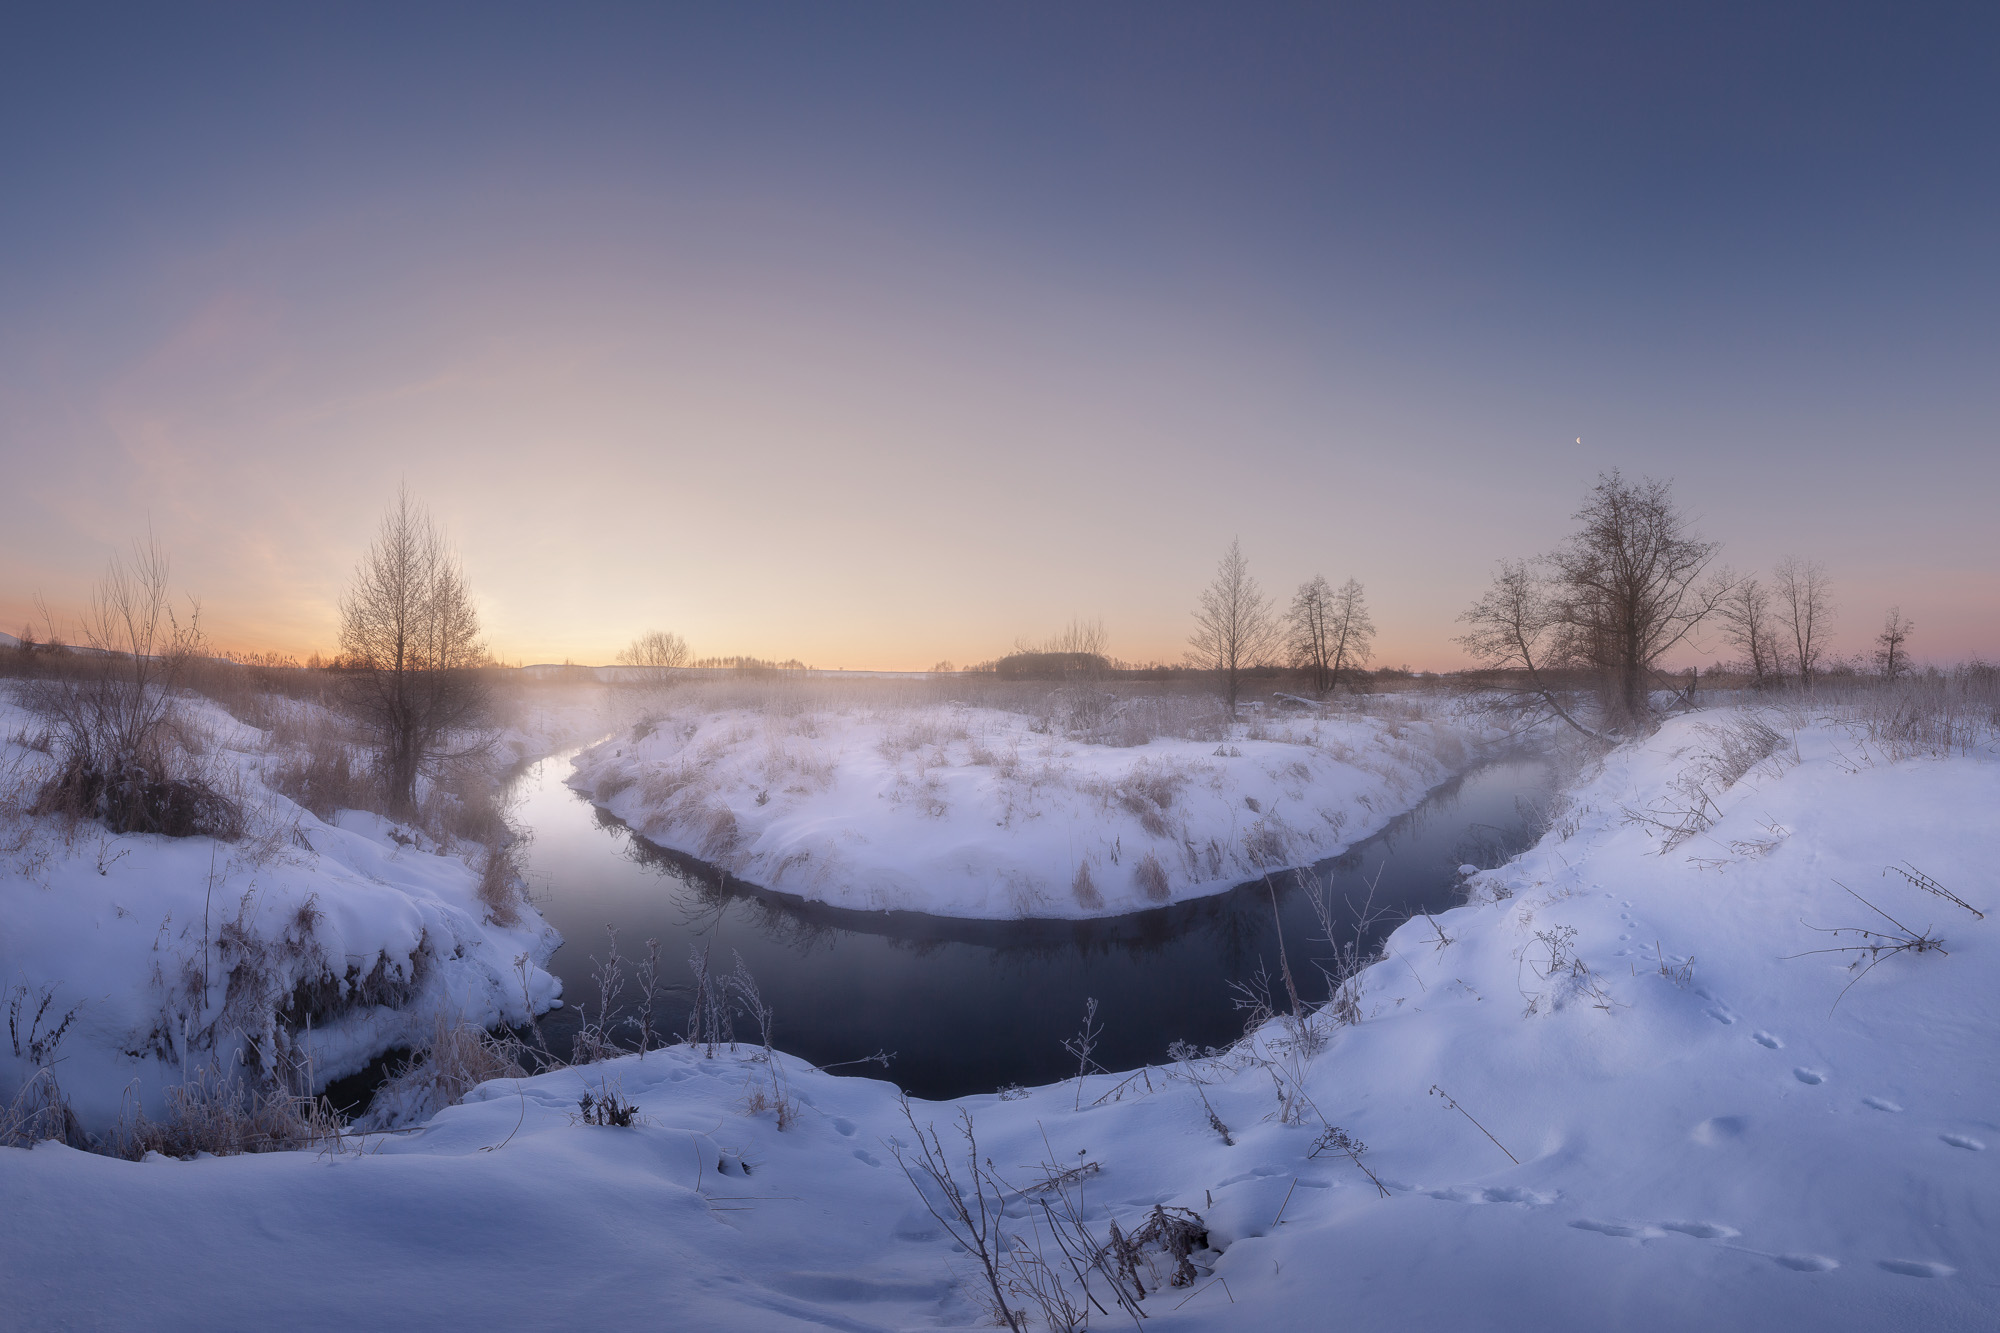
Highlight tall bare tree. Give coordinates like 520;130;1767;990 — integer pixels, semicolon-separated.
1287;576;1374;694
1460;473;1723;735
617;629;689;688
1715;572;1780;687
1874;607;1914;681
339;488;490;814
1287;575;1338;695
1773;556;1834;688
1326;577;1376;688
1188;538;1279;717
1456;558;1605;739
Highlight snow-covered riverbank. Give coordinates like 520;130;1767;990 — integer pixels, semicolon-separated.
0;688;568;1134
6;703;1994;1329
570;688;1489;918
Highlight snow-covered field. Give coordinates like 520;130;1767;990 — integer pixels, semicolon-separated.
570;685;1486;918
6;702;1994;1329
0;687;568;1133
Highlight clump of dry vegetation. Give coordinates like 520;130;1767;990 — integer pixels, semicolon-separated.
16;540;243;840
359;1012;529;1130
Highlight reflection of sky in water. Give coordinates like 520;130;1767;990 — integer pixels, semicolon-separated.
511;754;1555;1100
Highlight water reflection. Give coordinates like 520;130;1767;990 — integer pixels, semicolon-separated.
515;753;1554;1100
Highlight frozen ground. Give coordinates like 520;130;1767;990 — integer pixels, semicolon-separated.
0;688;567;1133
4;703;1994;1329
570;686;1489;918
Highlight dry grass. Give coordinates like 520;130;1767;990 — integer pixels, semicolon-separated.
359;1012;528;1129
475;838;528;926
264;705;377;819
1070;861;1104;910
1;1067;90;1149
115;1061;344;1159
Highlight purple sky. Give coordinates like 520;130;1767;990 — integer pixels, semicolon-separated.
4;4;1995;668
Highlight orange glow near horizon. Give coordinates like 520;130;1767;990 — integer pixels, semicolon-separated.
5;230;1998;674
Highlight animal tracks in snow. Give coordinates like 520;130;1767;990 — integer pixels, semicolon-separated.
1572;1219;1666;1239
1939;1133;1985;1151
1691;1115;1749;1146
1863;1097;1902;1112
1567;1215;1953;1284
1878;1259;1956;1278
1425;1184;1556;1207
1792;1068;1825;1086
1570;1218;1739;1242
1693;988;1737;1025
1752;1031;1782;1049
1660;1221;1740;1240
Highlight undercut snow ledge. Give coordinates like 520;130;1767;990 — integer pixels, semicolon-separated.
568;698;1490;919
0;691;565;1135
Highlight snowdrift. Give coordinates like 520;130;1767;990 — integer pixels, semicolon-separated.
570;693;1485;919
0;689;563;1134
4;704;1996;1330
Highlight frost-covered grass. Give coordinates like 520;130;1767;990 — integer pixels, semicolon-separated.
0;683;575;1143
572;676;1492;918
6;698;1997;1329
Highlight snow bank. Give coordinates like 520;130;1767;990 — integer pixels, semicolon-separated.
569;692;1484;918
0;688;563;1133
5;704;1995;1330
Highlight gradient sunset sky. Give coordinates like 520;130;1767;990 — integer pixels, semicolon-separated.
4;4;1996;669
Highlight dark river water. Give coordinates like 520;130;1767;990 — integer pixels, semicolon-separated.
506;748;1556;1101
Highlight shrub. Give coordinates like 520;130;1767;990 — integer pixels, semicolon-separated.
20;539;242;839
359;1013;527;1130
1133;852;1171;902
116;1061;341;1159
266;712;376;819
476;839;527;926
1071;861;1104;910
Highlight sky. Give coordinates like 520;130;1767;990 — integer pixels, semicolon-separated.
3;3;1996;670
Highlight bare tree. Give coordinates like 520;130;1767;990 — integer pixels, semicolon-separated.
1187;538;1279;717
1327;577;1376;688
338;488;490;815
24;536;237;836
1456;559;1606;740
1288;578;1374;695
1715;572;1780;687
1460;473;1723;735
1874;607;1914;680
617;630;689;689
1773;556;1834;688
1287;575;1338;695
1042;617;1108;659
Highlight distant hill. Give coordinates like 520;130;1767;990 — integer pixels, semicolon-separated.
0;631;19;649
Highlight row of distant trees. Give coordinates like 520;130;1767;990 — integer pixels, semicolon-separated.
17;475;1924;829
1184;540;1377;715
1455;471;1920;739
1716;560;1915;687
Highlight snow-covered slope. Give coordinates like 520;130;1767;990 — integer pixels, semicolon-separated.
0;689;563;1132
4;705;1994;1330
570;695;1483;919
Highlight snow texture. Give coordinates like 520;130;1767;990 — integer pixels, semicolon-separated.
569;695;1484;918
0;689;564;1132
4;705;1996;1330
